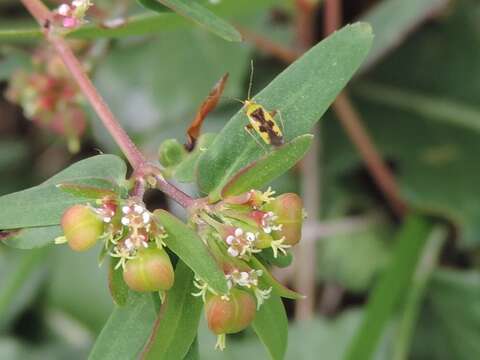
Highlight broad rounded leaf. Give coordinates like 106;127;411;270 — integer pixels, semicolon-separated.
0;155;126;230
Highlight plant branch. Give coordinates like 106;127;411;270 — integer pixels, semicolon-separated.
21;0;194;208
21;0;146;170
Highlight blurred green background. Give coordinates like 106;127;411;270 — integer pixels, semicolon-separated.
1;0;480;359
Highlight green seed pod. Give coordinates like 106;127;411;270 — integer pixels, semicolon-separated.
158;138;188;167
264;193;304;246
123;248;174;292
61;204;104;252
206;288;256;335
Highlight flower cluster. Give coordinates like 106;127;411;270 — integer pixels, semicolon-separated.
5;48;87;153
188;188;304;350
55;0;93;29
59;195;173;293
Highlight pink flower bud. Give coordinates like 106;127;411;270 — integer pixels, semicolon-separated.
61;204;104;251
123;248;174;292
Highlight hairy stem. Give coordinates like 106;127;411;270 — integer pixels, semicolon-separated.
21;0;194;208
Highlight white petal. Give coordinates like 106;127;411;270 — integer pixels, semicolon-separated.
142;212;151;223
134;204;144;214
227;247;239;257
122;206;130;214
103;217;111;223
226;235;235;245
234;228;243;237
121;217;130;226
58;4;70;16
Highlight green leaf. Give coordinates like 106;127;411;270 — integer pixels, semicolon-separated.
413;269;480;359
57;182;118;199
137;0;170;13
88;292;157;360
197;23;373;194
249;256;303;300
251;293;288;360
218;134;313;200
360;0;448;71
0;155;126;230
108;259;129;307
154;210;228;294
0;248;49;330
144;0;241;42
144;261;203;360
393;225;447;360
1;225;62;249
344;214;432;360
173;133;217;183
184;337;200;360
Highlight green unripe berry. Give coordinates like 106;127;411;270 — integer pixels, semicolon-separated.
206;289;256;335
264;193;304;246
123;248;174;292
61;204;104;252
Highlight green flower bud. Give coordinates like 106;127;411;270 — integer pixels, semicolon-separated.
158;138;188;167
61;204;104;252
264;193;304;246
123;248;174;292
206;288;256;335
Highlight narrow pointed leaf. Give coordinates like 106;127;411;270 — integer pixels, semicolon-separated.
345;215;433;360
141;0;241;42
143;261;203;360
108;259;130;307
198;23;373;194
88;292;157;360
154;210;228;294
217;134;313;200
249;256;304;300
251;293;288;360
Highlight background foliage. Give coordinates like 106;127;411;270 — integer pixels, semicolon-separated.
1;0;479;359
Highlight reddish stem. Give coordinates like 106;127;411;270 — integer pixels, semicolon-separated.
20;0;194;208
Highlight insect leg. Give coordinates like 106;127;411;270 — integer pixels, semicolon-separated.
244;124;268;153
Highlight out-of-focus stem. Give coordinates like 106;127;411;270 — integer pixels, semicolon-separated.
333;93;407;217
294;0;321;322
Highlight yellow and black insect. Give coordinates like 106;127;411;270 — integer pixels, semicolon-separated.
241;62;284;148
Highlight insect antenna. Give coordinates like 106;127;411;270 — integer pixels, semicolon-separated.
247;59;254;100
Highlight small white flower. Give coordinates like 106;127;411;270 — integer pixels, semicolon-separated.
121;217;130;226
254;287;272;309
224;228;258;258
122;206;131;214
262;211;282;234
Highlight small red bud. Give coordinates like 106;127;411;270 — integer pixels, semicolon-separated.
264;193;303;246
123;248;174;292
61;204;104;251
206;289;256;335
